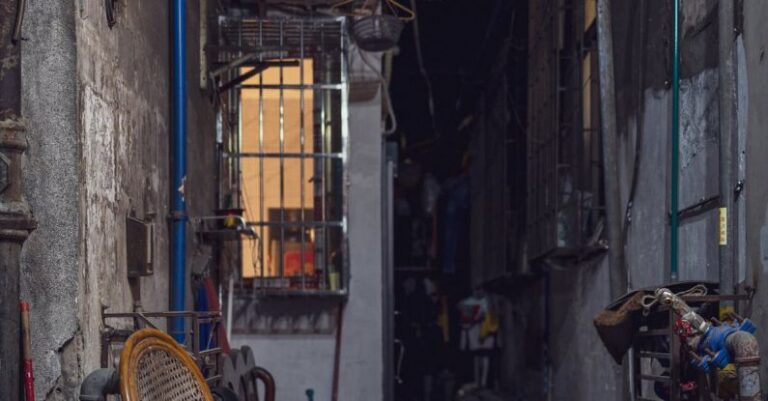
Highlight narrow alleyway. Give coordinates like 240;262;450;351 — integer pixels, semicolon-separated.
1;1;768;401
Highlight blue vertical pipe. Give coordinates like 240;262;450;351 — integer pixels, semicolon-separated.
171;0;187;343
671;0;680;281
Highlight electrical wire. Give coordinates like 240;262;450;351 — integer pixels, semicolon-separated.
330;0;372;17
622;0;647;290
331;0;413;20
408;0;437;137
386;0;415;21
358;48;398;135
641;284;708;313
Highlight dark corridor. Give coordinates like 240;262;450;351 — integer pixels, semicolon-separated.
388;1;533;400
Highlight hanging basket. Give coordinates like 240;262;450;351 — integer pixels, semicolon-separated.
351;14;404;52
343;0;413;52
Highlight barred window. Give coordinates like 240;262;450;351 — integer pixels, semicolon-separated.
227;18;349;296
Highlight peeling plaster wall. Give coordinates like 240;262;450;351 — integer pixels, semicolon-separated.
612;0;768;389
75;0;217;386
613;0;721;291
75;0;172;385
21;2;216;399
621;69;720;291
543;2;722;399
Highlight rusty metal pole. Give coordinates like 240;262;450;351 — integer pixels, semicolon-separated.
0;2;36;401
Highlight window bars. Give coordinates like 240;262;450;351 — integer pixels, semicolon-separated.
526;0;604;260
219;17;349;296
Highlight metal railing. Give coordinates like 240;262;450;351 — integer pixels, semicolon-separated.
101;311;224;384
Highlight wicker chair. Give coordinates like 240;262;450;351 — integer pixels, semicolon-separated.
80;328;214;401
119;329;215;401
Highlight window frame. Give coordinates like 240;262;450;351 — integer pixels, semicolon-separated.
227;17;351;298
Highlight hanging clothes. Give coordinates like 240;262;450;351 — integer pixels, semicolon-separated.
458;293;501;389
458;294;499;352
441;174;469;275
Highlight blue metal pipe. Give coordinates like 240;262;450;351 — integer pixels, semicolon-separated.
171;0;187;343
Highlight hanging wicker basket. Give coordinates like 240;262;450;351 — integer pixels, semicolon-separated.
332;0;413;52
351;14;404;52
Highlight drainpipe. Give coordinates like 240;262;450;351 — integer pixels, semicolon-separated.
670;0;681;281
726;331;762;400
0;2;36;401
596;0;626;300
79;368;119;401
171;0;188;342
718;0;735;300
597;3;630;399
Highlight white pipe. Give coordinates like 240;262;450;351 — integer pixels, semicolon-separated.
226;272;234;342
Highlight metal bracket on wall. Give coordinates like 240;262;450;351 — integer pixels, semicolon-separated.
101;311;224;382
734;180;745;200
217;61;300;93
674;195;721;224
126;216;154;277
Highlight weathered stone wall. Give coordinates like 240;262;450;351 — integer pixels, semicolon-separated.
21;2;216;399
20;1;80;399
514;1;725;400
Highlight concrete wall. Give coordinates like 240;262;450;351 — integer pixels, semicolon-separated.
472;1;768;400
558;3;722;400
21;2;216;399
231;84;384;401
20;1;80;399
518;2;723;400
621;71;720;290
740;0;768;385
613;0;721;291
549;257;622;401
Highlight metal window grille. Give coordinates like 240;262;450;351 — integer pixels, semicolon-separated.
526;0;603;260
220;17;349;296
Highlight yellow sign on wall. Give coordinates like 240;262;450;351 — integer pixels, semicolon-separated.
719;207;728;246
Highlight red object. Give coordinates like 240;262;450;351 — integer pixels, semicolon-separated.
23;360;34;401
20;301;34;401
202;278;230;353
674;318;693;340
284;245;315;277
681;381;697;392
